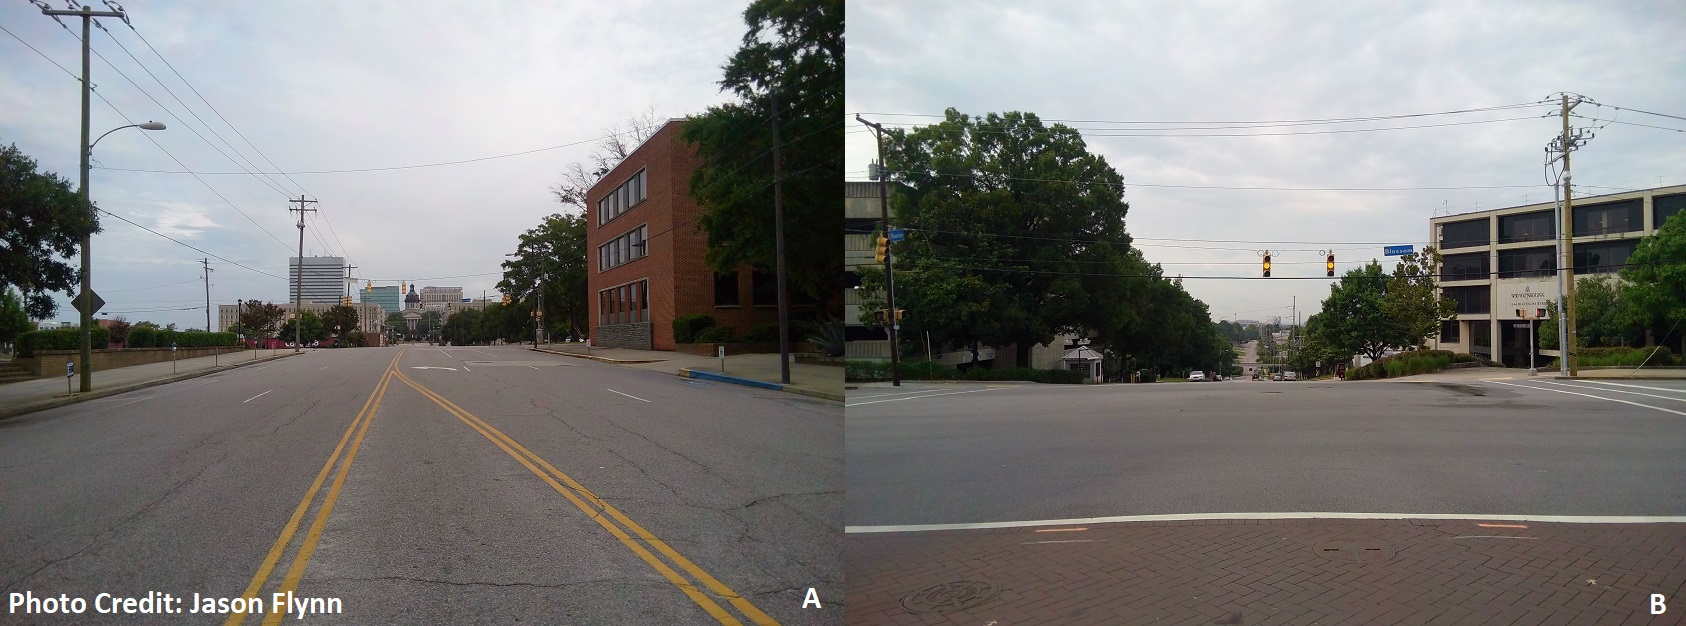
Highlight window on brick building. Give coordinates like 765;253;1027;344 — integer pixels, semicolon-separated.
714;272;740;306
596;169;647;226
597;279;649;327
597;224;648;272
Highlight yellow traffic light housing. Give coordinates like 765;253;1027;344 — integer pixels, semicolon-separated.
894;308;905;322
1262;255;1272;278
872;308;888;325
874;236;889;263
1326;254;1335;277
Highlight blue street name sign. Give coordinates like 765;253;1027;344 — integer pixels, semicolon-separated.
1384;245;1414;256
888;229;905;242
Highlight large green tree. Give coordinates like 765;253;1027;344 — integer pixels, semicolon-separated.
321;304;360;338
876;108;1140;366
277;310;326;344
1;142;101;319
1381;247;1457;350
497;213;588;341
682;0;842;305
1315;261;1399;361
1;287;31;350
1619;209;1686;353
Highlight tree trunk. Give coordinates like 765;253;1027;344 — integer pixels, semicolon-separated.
1016;342;1032;369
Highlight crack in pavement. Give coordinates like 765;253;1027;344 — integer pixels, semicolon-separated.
743;490;841;510
270;398;324;436
2;450;230;592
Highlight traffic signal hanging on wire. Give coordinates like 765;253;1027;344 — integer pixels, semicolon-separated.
874;235;889;263
1326;254;1335;277
1262;254;1272;277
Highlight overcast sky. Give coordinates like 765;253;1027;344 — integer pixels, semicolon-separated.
3;1;746;329
846;1;1686;326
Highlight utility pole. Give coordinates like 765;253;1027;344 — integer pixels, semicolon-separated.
1549;94;1592;377
771;90;791;384
289;196;317;353
856;116;902;386
39;1;126;393
343;263;358;302
202;258;213;331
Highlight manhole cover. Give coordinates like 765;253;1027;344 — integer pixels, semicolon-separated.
1311;540;1394;563
901;580;999;613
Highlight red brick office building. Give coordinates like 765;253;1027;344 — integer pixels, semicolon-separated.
586;119;780;351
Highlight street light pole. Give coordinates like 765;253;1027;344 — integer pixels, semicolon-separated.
39;2;141;393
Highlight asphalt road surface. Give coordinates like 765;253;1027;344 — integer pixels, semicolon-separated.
2;345;841;625
845;377;1686;528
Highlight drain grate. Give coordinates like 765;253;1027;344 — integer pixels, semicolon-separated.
901;580;999;613
1311;540;1394;563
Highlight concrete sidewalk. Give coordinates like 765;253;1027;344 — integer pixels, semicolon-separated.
529;342;843;402
0;348;302;420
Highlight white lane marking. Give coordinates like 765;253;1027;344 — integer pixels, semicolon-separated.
528;365;538;370
848;387;984;399
1021;540;1106;545
606;389;651;403
1538;380;1686;403
473;349;497;358
845;388;1001;406
1452;535;1537;540
319;366;329;370
1575;380;1686;394
462;364;471;371
1483;379;1686;416
409;366;457;371
846;512;1686;534
242;390;272;403
438;349;451;357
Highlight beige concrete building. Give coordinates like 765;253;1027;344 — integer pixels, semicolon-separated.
1429;184;1686;367
218;301;386;336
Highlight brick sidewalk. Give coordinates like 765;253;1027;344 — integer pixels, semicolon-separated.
847;518;1686;625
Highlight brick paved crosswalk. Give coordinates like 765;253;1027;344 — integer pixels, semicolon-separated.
846;518;1686;625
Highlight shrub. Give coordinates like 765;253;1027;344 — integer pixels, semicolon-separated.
128;326;156;348
16;328;110;357
694;325;736;344
1543;346;1679;368
672;314;716;343
805;318;844;357
743;322;782;343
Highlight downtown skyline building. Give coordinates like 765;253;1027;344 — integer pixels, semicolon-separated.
289;256;347;305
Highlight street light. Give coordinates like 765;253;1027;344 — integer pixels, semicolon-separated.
70;121;165;393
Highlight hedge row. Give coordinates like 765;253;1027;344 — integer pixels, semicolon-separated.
127;329;237;349
673;315;811;344
845;359;1086;384
1543;346;1680;368
16;328;110;358
1345;349;1463;381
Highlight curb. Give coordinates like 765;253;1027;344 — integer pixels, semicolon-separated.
680;368;844;403
527;346;665;365
0;351;302;422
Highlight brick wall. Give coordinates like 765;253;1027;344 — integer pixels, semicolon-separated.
587;120;780;352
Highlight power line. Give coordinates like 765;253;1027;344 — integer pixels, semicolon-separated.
0;22;80;82
878;171;1540;191
97;208;285;279
847;114;1546;138
1598;102;1686;123
848;101;1552;127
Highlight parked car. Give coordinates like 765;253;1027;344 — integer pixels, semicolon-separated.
1187;371;1207;382
1271;372;1283;381
1284;371;1299;381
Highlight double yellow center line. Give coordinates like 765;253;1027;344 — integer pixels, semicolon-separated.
226;350;400;626
228;350;776;625
393;369;777;625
